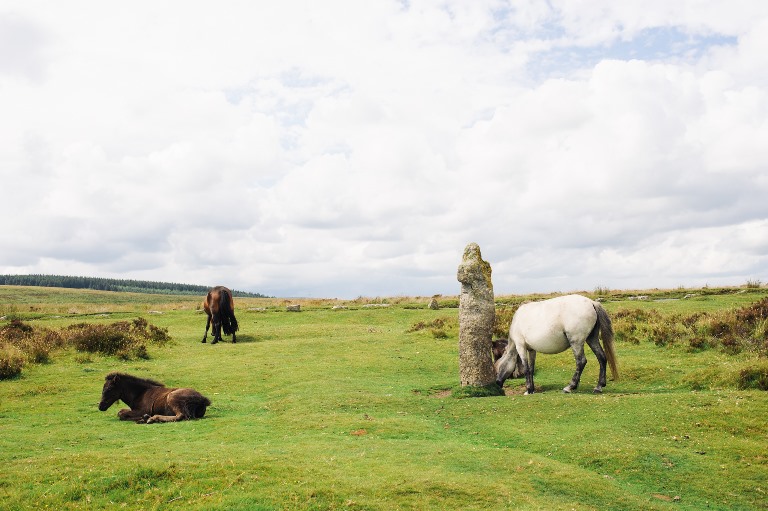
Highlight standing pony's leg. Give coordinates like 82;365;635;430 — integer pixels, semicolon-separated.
585;324;608;393
519;348;536;395
526;349;537;379
202;312;211;343
211;315;220;344
564;335;588;393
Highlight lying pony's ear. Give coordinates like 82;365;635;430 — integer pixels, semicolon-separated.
105;373;120;382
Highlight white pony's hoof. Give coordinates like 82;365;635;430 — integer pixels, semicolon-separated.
593;387;603;394
562;387;572;393
523;391;530;395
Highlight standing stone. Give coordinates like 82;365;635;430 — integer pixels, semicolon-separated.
428;297;439;310
457;243;497;387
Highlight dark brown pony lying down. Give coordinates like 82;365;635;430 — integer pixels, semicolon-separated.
98;372;211;424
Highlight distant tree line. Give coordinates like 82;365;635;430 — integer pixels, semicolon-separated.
0;274;269;298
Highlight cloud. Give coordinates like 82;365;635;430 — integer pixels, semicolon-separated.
1;1;767;297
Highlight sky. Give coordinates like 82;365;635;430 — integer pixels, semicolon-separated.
1;1;767;299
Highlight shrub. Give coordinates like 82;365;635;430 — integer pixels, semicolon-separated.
492;305;519;339
0;317;170;377
738;364;768;390
66;323;125;355
0;343;25;379
613;298;768;357
594;285;611;296
63;319;166;360
0;320;65;365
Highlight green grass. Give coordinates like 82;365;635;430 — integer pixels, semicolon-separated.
1;286;767;510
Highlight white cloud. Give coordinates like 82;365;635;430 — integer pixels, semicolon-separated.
1;1;767;297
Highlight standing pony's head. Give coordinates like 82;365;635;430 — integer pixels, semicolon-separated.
491;339;508;362
98;373;122;411
494;347;523;387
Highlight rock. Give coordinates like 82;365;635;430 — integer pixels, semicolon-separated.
457;243;496;387
428;297;439;310
286;304;301;312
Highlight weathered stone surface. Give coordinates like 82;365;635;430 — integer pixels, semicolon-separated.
428;297;439;310
457;243;496;387
286;304;301;312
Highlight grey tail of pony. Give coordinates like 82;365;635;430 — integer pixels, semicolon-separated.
594;302;619;381
219;289;239;336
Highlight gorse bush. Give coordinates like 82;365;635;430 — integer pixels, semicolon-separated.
67;318;169;359
0;320;66;373
492;305;520;339
0;343;25;379
612;297;768;356
0;318;170;379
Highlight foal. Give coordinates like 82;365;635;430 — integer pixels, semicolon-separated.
98;372;211;424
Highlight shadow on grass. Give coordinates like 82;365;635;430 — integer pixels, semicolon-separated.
199;334;262;344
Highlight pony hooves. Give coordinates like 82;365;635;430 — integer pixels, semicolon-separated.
562;387;572;393
593;387;603;394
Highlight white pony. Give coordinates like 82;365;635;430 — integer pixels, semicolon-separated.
495;295;619;394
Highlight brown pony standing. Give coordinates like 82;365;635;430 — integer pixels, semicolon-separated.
202;285;239;344
98;372;211;424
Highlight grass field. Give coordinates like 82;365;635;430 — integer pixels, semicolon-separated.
1;285;767;510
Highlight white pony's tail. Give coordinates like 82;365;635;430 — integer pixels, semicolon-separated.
594;302;619;381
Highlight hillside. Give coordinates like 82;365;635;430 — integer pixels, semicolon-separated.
0;274;268;298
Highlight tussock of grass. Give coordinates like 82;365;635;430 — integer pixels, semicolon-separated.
738;362;768;390
451;383;504;398
406;316;459;339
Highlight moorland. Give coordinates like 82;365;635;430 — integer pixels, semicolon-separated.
1;284;767;510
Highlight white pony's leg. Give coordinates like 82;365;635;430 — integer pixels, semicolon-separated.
585;325;608;393
527;349;537;377
564;339;587;393
520;348;536;395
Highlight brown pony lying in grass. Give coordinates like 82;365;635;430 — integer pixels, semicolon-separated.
98;372;211;424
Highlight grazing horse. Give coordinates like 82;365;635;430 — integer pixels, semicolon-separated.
98;372;211;424
202;285;239;344
492;339;524;378
495;295;619;394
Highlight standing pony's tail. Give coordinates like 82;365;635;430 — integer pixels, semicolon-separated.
594;302;619;381
219;289;239;336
